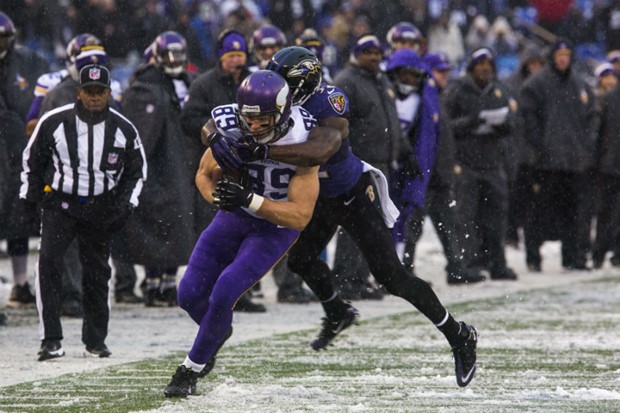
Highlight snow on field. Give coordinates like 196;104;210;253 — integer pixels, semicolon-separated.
1;222;619;413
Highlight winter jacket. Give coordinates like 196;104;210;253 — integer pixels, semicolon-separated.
519;64;596;172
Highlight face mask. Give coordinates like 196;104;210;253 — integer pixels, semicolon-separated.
163;65;184;77
396;80;417;96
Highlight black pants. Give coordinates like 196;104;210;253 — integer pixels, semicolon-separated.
456;167;509;272
288;173;448;324
406;183;464;273
37;194;114;347
524;170;585;268
592;174;620;264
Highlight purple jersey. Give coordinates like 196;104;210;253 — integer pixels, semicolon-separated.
303;83;364;198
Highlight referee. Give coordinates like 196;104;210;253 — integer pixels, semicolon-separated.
20;64;147;361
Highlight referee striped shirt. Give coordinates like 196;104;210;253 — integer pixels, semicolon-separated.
20;102;147;206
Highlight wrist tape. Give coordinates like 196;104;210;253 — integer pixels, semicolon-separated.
248;194;264;212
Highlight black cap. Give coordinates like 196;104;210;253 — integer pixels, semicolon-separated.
79;64;111;88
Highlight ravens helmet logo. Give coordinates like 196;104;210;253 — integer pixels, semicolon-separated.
286;59;320;80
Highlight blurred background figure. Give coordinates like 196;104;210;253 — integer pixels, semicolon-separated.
0;11;49;310
249;24;287;71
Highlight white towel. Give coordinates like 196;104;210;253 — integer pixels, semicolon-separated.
361;161;400;228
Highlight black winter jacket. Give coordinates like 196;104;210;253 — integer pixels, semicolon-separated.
519;64;596;172
444;75;515;171
333;63;401;168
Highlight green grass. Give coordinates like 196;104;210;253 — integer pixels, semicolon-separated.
1;278;619;413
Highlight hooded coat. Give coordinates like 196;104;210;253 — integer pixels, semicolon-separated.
114;64;194;267
0;46;49;239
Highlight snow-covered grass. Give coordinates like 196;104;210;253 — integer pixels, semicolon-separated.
1;276;619;413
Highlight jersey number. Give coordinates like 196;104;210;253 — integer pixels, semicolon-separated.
212;106;238;131
246;164;295;200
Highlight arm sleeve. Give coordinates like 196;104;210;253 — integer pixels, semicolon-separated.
117;125;147;207
20;119;51;202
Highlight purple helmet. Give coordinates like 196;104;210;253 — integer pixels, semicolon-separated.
143;42;155;64
251;24;287;51
0;12;15;59
386;22;423;49
236;70;292;144
153;31;187;76
66;33;104;80
295;28;325;62
66;33;103;63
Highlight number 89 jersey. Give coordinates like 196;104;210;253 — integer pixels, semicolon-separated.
211;103;316;212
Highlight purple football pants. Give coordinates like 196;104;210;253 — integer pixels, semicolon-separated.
178;209;299;364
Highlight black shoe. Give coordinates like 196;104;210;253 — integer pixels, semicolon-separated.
85;343;111;358
164;365;199;397
277;286;316;304
311;305;359;351
198;327;234;378
610;254;620;267
8;282;36;306
115;292;143;304
490;266;518;280
61;300;83;318
233;295;266;313
144;288;161;307
447;267;486;285
0;312;6;326
452;323;478;387
38;339;65;361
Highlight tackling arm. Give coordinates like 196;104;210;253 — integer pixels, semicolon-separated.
267;117;348;166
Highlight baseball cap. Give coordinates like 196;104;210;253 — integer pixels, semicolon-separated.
79;64;111;89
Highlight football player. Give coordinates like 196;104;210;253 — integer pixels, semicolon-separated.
206;46;480;388
164;70;320;397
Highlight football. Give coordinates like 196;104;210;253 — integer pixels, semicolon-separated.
212;166;224;183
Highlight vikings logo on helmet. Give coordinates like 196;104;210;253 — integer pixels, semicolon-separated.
287;60;320;81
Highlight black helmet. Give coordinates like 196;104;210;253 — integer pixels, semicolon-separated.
266;46;322;105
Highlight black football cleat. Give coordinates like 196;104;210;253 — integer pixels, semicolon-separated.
311;305;359;351
164;365;199;398
452;323;478;387
85;343;111;358
38;339;65;361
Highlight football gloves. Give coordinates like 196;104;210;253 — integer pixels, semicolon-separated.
213;176;254;211
207;132;270;174
207;132;243;174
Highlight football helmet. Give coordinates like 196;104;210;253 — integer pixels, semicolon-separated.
295;28;325;62
251;24;286;68
266;46;322;105
0;12;15;59
153;31;187;77
236;70;292;144
66;33;104;80
386;22;423;51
